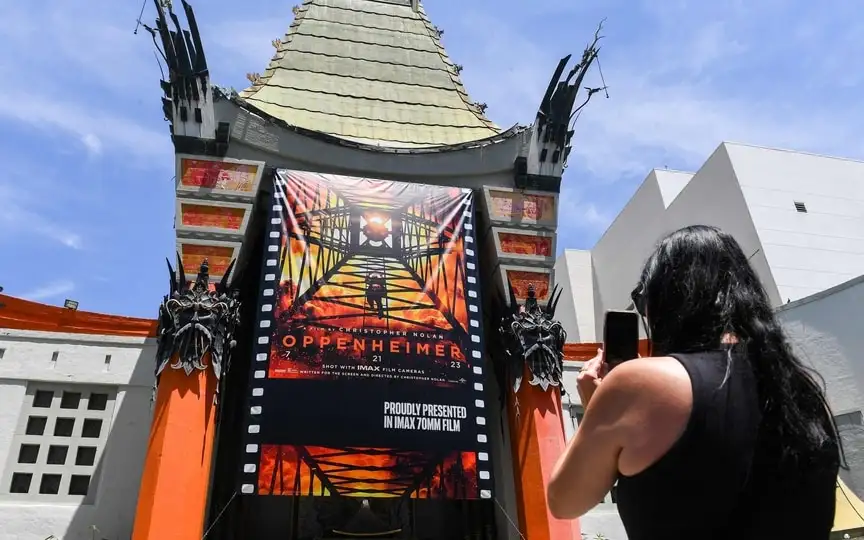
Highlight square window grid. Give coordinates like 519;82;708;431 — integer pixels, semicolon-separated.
1;384;116;502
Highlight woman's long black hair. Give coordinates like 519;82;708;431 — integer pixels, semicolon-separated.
634;225;842;464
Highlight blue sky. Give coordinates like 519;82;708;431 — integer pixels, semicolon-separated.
0;0;861;317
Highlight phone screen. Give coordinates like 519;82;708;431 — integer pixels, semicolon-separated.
603;310;640;369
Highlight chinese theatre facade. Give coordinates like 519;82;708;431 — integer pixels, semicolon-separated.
133;1;603;538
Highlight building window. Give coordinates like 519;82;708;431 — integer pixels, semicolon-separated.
793;201;808;213
1;384;116;502
835;410;864;430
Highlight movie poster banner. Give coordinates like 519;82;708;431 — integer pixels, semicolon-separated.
240;170;492;501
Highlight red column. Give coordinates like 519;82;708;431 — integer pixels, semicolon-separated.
506;364;581;540
131;366;218;540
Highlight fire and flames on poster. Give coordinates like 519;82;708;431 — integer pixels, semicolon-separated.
249;170;489;500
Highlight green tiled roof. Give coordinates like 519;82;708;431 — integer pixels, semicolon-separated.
238;0;500;148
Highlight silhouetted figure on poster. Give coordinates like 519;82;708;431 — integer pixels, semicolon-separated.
299;218;312;239
366;272;386;318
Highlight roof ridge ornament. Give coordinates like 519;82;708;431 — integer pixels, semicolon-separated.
520;20;607;186
142;0;225;152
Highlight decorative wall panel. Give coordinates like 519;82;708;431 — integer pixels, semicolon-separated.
175;199;253;237
478;186;560;307
176;239;242;280
175;154;265;199
495;266;554;306
489;228;556;267
482;187;558;229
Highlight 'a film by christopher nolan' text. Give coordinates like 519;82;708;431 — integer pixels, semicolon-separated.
240;170;493;501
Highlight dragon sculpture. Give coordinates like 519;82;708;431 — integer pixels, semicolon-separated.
155;255;241;389
498;282;566;394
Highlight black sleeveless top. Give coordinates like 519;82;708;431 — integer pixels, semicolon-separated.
615;350;839;540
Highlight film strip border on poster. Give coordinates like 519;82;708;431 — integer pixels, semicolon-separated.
239;176;284;496
459;188;493;501
238;179;493;500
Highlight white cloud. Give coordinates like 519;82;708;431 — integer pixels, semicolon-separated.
557;183;614;234
456;4;864;181
568;75;863;180
0;182;84;250
21;280;76;302
0;0;171;160
81;134;103;156
446;2;864;250
32;222;84;250
0;92;169;159
0;0;154;92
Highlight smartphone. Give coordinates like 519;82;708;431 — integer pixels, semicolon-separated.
603;310;640;369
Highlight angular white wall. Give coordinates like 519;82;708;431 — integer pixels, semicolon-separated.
590;169;670;337
777;276;864;498
728;144;864;303
553;250;597;343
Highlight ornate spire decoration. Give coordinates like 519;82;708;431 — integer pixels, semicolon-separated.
145;0;208;120
155;255;241;386
141;0;228;155
496;282;566;394
519;21;607;188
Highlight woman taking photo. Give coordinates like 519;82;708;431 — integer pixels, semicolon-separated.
547;225;841;539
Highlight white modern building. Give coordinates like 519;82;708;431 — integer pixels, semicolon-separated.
566;142;864;338
0;296;156;540
778;275;864;500
555;142;864;539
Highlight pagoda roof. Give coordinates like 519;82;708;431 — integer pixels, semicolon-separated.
236;0;500;148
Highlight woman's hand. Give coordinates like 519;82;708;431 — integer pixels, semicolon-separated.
576;348;608;408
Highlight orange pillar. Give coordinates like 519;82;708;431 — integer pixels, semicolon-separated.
132;365;218;540
506;364;580;540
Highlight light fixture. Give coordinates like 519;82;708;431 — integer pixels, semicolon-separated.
64;299;79;310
